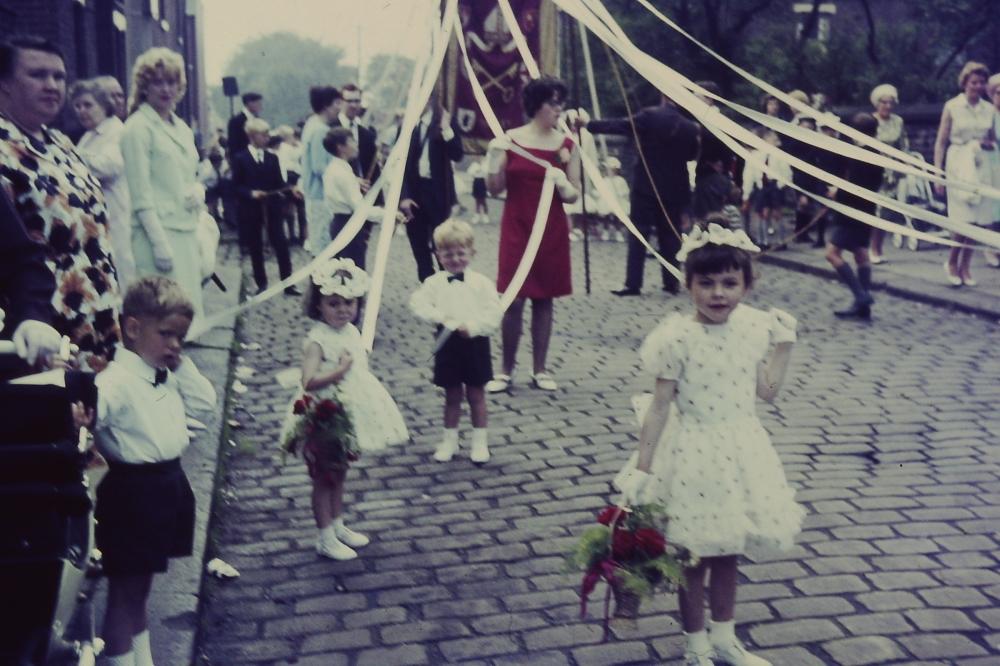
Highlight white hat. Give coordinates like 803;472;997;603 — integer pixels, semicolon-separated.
310;258;370;298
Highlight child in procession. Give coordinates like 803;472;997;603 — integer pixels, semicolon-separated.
409;218;502;463
615;219;803;666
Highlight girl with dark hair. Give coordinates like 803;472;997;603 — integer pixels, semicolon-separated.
484;76;581;393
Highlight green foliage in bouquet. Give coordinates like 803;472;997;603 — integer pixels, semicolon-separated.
281;393;359;469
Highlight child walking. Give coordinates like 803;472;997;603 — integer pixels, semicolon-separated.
409;218;502;463
92;276;217;666
284;258;408;560
616;223;803;666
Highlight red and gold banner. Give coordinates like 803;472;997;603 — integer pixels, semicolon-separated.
445;0;558;153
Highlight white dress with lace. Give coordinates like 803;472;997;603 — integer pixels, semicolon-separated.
615;305;804;557
281;322;408;452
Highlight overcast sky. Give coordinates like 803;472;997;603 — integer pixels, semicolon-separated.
201;0;437;84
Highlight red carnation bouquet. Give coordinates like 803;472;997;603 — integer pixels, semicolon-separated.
568;504;694;637
281;393;359;470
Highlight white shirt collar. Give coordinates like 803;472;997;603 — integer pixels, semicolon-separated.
339;112;356;128
114;347;163;385
243;105;257;119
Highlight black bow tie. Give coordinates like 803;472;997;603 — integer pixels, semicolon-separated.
153;367;169;386
447;273;464;282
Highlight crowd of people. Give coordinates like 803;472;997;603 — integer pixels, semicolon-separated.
1;27;999;666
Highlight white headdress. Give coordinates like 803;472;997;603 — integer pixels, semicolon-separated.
675;222;760;263
310;258;370;299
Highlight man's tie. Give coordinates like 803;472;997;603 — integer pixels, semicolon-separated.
447;273;465;283
153;367;169;386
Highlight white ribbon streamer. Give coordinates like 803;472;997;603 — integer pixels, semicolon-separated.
497;0;541;80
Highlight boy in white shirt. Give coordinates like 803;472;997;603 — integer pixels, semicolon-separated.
409;219;502;463
91;276;216;666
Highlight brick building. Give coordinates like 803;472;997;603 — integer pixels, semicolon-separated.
0;0;208;144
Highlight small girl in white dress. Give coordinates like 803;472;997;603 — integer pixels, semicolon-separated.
282;258;408;560
616;223;804;666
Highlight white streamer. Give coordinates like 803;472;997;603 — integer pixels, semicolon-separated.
497;0;541;80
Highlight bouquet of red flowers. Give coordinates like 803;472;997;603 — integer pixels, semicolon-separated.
281;393;359;470
569;504;694;637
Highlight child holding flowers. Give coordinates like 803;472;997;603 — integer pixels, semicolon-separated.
615;221;804;666
281;258;408;560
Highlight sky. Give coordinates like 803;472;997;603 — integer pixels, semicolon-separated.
200;0;437;85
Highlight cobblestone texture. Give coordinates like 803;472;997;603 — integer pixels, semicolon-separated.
194;216;1000;664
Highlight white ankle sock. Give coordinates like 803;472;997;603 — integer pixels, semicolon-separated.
132;630;154;666
319;524;338;543
709;619;736;646
104;650;136;666
471;428;488;447
332;517;345;530
685;629;711;654
442;428;459;446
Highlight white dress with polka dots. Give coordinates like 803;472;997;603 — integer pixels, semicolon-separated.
615;305;804;557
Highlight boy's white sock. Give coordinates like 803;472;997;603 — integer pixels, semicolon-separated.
434;428;460;462
104;650;136;666
685;629;712;655
709;619;736;646
470;428;490;463
132;629;154;666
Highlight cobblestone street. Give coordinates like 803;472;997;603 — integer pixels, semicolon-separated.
193;220;1000;666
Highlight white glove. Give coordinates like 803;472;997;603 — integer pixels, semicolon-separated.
137;209;174;273
616;469;650;505
769;307;797;344
549;168;579;202
12;319;63;365
184;183;206;212
486;135;511;175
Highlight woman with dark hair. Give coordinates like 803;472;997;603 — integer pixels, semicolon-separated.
0;35;121;371
933;61;993;286
484;76;581;393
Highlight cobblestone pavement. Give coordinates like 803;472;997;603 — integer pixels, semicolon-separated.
194;220;1000;666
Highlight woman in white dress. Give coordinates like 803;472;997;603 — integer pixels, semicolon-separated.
933;61;993;287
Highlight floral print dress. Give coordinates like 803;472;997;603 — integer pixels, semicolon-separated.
0;114;121;370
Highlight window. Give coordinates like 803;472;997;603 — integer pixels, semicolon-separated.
793;2;836;43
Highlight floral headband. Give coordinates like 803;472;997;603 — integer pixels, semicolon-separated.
310;258;370;298
675;222;760;263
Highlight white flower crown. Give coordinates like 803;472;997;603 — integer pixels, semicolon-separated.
310;258;370;299
675;222;760;263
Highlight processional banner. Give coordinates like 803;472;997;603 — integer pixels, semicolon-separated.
445;0;559;153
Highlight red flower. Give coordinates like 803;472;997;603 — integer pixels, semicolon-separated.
634;528;666;558
293;399;307;415
611;529;635;560
596;506;622;526
315;399;338;419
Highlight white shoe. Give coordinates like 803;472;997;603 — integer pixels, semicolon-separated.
870;251;884;265
985;250;1000;267
316;535;357;560
961;274;978;287
944;262;962;287
434;438;459;462
485;374;511;393
470;439;490;464
685;651;717;666
712;638;770;666
531;372;558;391
334;523;370;548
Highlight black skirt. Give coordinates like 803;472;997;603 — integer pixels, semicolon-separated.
95;458;195;575
472;178;488;200
829;213;872;251
433;330;492;388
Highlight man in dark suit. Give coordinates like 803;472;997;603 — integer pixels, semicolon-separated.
230;118;300;297
586;95;700;295
226;92;263;164
398;101;463;281
333;84;380;186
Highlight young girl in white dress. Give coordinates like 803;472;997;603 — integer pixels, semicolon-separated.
616;223;804;666
283;258;408;560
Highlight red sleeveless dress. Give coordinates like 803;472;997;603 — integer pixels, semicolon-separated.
496;136;574;299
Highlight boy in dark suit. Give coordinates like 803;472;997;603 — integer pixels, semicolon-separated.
231;118;300;296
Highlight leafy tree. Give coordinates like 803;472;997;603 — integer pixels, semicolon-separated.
211;32;353;129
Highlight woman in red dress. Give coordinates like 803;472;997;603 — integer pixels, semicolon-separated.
485;77;581;393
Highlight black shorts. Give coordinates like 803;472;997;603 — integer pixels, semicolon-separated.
433;331;492;388
95;458;195;575
829;214;872;251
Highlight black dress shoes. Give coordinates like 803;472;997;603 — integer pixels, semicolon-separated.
834;303;871;319
611;287;641;297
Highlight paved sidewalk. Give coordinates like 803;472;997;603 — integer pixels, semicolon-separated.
192;218;999;665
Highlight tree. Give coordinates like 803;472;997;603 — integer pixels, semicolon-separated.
211;32;353;129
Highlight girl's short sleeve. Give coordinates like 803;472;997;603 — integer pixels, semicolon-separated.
303;324;327;355
639;315;687;380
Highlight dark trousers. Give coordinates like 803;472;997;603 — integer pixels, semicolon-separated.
242;203;291;290
330;213;372;270
405;177;447;282
624;197;684;291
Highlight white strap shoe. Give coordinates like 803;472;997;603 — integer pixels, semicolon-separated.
316;535;358;560
684;650;717;666
712;639;770;666
485;374;511;393
334;523;370;548
434;438;459;462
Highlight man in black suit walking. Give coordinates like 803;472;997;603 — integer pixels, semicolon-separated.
227;92;263;164
398;99;463;281
585;95;700;295
231;118;300;297
333;84;379;186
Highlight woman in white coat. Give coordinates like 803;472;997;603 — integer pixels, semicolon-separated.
121;47;204;316
71;78;135;287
